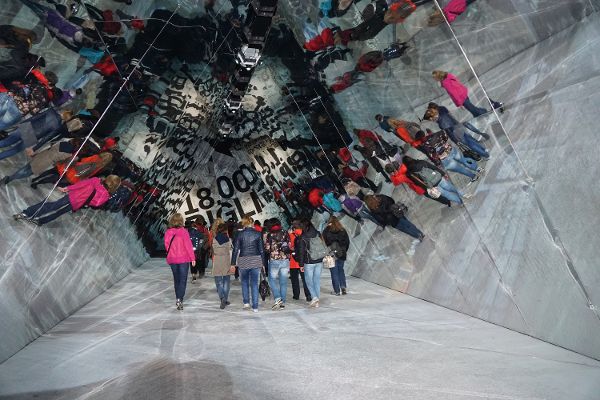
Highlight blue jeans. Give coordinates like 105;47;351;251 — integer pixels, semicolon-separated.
463;97;487;118
442;147;478;179
304;262;323;300
0;93;22;131
240;267;260;309
0;132;24;161
464;121;489;140
329;259;347;294
463;134;489;158
214;275;231;302
7;164;33;183
170;263;189;301
23;195;72;225
437;178;463;205
269;259;290;303
394;217;423;239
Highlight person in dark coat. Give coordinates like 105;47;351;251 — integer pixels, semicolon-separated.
364;194;424;241
295;219;324;308
322;216;350;296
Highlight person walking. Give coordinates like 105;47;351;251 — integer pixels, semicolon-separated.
322;216;350;296
432;70;502;118
264;219;292;310
164;213;196;311
295;219;327;308
13;175;120;225
212;223;234;309
289;221;312;302
231;216;266;313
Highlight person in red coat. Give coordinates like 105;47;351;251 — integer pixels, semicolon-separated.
14;175;121;225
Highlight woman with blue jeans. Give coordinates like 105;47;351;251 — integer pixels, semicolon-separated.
0;108;66;161
442;147;479;180
295;220;325;308
263;219;292;310
322;217;350;296
0;92;22;132
424;104;489;158
231;216;266;313
402;156;464;206
212;223;234;309
164;213;196;311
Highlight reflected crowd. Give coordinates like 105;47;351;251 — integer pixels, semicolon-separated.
1;0;502;311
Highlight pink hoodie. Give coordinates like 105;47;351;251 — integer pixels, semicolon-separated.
443;0;467;23
67;177;109;211
441;73;468;107
164;227;195;265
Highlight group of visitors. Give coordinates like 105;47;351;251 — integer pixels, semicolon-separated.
165;213;350;312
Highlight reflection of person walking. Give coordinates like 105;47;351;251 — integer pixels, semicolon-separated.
432;70;502;118
164;213;196;311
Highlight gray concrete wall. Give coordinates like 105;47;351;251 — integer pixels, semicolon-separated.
279;0;600;360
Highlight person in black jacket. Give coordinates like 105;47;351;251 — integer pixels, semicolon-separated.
364;194;424;242
322;216;350;296
295;219;325;308
186;217;209;282
231;216;266;313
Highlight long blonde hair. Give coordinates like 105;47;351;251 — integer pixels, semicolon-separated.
211;217;225;237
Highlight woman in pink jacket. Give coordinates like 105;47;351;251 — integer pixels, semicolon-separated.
432;70;502;117
428;0;477;26
13;175;121;225
164;213;196;311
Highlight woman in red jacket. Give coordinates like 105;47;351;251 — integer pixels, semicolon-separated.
164;213;196;311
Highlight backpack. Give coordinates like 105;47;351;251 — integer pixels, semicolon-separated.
307;234;328;261
268;230;292;257
410;165;442;188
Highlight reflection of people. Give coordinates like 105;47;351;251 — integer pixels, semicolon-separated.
424;105;489;158
13;175;121;225
428;0;477;26
164;213;196;311
231;216;266;313
432;70;502;117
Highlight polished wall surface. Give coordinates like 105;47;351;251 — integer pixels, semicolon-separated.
279;0;600;360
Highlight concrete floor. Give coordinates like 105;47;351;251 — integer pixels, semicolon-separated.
0;259;598;400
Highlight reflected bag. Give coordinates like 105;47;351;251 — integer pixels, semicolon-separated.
323;255;336;269
259;268;270;301
390;203;408;218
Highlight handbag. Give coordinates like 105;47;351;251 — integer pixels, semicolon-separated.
323;255;336;269
259;267;270;301
390;202;408;218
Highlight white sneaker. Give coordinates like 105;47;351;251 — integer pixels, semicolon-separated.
314;300;320;308
310;298;319;307
243;303;250;310
272;298;282;310
252;309;258;313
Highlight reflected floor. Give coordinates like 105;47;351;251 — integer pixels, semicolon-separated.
0;259;599;400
